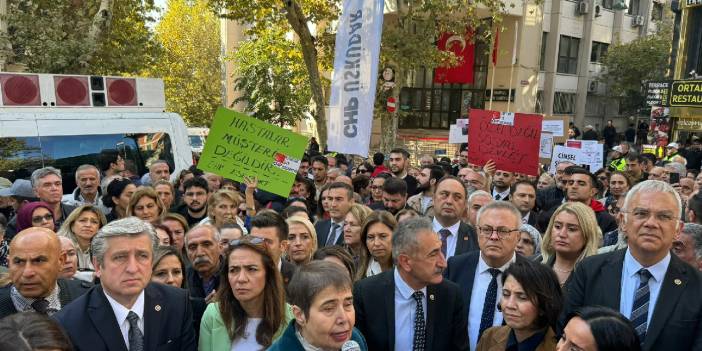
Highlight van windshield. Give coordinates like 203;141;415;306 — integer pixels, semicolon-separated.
189;135;204;148
0;133;174;194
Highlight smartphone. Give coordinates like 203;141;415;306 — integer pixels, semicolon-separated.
669;172;680;184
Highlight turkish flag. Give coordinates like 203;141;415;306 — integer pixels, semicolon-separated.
434;30;475;84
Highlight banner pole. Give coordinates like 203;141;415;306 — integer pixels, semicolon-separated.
489;26;498;110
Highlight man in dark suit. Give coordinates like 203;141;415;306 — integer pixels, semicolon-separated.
369;177;412;215
510;180;538;226
491;170;515;201
445;201;525;351
0;227;90;318
562;180;702;351
184;224;221;300
315;182;354;247
431;176;479;260
250;212;297;286
354;217;468;351
55;217;196;351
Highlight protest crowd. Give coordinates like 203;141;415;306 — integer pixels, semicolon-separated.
1;133;702;351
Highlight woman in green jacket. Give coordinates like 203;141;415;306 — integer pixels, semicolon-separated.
199;237;293;351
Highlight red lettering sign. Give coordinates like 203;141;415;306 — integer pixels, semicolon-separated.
467;109;543;176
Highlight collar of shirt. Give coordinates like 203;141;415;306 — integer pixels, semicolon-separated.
104;288;145;334
432;217;460;236
522;212;531;223
623;248;670;283
493;189;510;200
394;268;427;300
478;251;516;273
10;283;61;313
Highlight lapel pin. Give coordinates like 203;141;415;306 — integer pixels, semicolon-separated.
155;305;162;311
429;294;435;301
674;279;682;285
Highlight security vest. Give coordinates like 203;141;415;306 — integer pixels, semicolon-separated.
609;157;627;171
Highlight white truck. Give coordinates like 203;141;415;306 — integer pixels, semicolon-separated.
0;72;192;192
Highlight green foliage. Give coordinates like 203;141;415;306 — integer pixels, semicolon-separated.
231;27;313;126
599;25;673;114
148;0;222;127
2;0;159;75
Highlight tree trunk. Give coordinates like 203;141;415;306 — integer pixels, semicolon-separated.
78;0;113;73
285;1;328;150
379;67;403;154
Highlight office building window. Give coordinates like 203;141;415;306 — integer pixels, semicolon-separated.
540;32;548;71
591;42;609;63
554;92;576;114
535;91;545;114
557;35;580;74
628;0;640;15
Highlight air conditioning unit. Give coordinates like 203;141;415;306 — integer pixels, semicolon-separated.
632;15;644;26
588;80;598;93
0;72;165;108
577;1;589;14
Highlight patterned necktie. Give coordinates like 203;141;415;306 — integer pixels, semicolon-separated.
326;223;340;246
439;229;451;257
127;311;144;351
31;298;49;314
631;268;652;345
494;194;501;201
412;291;426;351
479;268;501;339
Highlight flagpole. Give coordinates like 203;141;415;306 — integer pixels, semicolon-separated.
489;26;497;110
506;19;519;113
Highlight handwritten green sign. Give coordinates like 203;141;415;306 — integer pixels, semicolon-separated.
199;108;308;197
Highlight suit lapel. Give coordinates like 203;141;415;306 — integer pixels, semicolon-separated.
144;284;164;351
464;253;480;300
384;273;396;349
598;250;625;308
644;256;688;349
425;285;438;349
87;286;128;351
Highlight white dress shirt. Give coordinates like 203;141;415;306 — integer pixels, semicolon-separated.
432;218;460;259
394;269;427;351
327;219;344;245
104;290;145;350
492;189;510;201
230;318;262;350
619;248;670;327
468;253;516;351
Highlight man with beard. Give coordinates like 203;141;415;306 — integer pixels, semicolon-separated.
311;155;328;200
536;161;574;212
432;176;479;260
407;165;444;216
370;177;410;215
185;224;221;301
491;170;515;201
457;167;488;193
177;177;210;227
389;148;419;196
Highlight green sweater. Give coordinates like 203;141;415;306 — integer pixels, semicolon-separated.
198;302;294;351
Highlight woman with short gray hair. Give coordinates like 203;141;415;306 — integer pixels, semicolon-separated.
268;261;368;351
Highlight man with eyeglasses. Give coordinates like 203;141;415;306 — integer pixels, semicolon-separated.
457;168;488;193
562;180;702;351
444;201;526;351
176;177;210;227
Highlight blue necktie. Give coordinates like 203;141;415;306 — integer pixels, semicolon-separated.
127;311;144;351
631;269;652;345
479;268;501;339
439;229;451;257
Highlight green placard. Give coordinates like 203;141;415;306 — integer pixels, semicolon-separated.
199;108;308;197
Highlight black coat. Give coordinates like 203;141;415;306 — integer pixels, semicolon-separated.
353;270;469;351
561;249;702;351
315;219;345;247
54;283;197;351
582;129;599;141
0;278;91;318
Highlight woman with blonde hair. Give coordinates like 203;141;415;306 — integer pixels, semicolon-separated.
200;189;248;234
357;210;397;280
126;187;166;224
540;202;601;288
57;205;107;279
285;216;317;265
343;203;373;264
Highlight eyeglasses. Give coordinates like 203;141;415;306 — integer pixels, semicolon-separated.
478;226;519;239
621;209;678;223
357;169;368;174
229;236;266;247
31;214;54;224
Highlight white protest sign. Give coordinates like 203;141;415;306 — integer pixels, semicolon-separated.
550;145;585;174
565;140;604;172
542;120;565;137
539;132;553;159
449;119;469;144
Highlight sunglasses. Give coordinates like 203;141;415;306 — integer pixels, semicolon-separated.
228;236;266;247
31;214;54;224
357;169;368;174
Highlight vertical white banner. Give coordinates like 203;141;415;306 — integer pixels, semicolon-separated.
326;0;384;156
